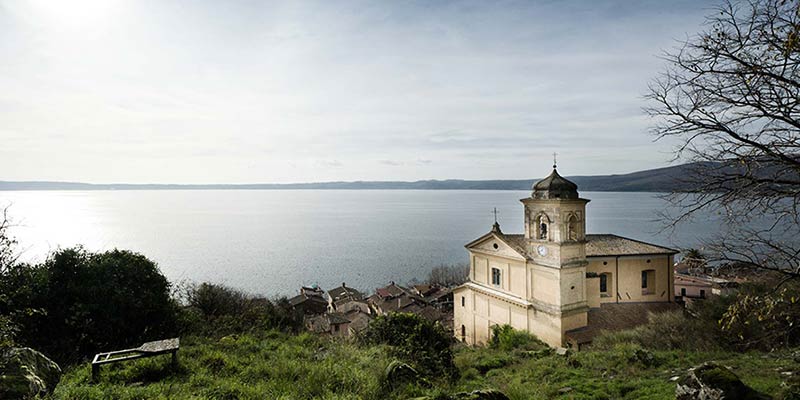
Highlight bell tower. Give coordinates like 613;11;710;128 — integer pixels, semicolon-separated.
522;165;589;268
521;163;590;333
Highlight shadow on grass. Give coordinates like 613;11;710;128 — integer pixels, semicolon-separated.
99;357;189;385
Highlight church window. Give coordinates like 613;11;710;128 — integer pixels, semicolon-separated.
700;289;705;298
567;214;578;241
642;269;655;294
461;325;466;341
599;273;608;293
641;271;647;288
461;296;465;307
491;268;501;286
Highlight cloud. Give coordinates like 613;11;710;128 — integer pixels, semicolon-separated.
318;160;344;168
379;160;403;166
0;0;715;183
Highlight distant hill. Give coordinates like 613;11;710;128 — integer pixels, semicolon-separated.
0;163;697;192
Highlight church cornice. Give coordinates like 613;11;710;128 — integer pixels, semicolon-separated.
462;282;590;317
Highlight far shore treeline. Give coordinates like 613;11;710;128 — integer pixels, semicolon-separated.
0;162;711;192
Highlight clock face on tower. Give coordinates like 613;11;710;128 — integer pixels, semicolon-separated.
537;245;548;256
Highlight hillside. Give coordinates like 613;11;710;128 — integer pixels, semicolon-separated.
0;163;695;192
51;331;796;399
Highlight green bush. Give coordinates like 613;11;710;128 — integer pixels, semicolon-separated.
0;247;179;365
177;282;303;336
362;312;458;381
719;281;800;350
489;324;547;351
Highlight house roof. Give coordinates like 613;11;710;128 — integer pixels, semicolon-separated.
328;284;364;302
476;233;677;259
327;312;350;325
374;282;408;299
288;292;328;307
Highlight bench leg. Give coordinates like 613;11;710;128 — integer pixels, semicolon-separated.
171;350;178;367
91;364;99;383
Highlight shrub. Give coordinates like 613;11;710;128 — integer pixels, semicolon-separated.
0;247;179;364
719;281;800;350
177;282;303;336
362;312;457;381
489;324;547;351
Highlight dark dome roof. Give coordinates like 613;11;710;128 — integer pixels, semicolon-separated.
532;168;579;199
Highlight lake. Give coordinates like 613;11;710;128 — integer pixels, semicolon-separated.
0;190;725;296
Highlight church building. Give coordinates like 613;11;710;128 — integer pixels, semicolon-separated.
453;165;678;348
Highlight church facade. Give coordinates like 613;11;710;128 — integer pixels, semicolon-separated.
453;167;678;348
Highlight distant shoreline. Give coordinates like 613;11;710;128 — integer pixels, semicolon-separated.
0;163;695;192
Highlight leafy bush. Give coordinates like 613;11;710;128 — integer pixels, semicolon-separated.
489;324;547;351
362;312;458;381
0;247;179;364
719;281;800;350
177;282;303;336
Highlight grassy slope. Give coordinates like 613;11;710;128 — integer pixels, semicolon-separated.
53;333;797;400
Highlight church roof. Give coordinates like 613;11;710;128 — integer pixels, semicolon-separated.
584;234;678;257
490;233;677;258
532;168;579;200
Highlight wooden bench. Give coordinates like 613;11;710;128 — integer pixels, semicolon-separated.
91;338;179;382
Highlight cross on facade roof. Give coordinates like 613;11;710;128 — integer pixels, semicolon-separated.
492;207;499;223
553;152;558;169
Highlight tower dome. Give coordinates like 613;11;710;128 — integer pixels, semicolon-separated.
532;167;579;200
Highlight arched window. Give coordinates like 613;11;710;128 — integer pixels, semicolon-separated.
567;214;578;241
536;213;549;240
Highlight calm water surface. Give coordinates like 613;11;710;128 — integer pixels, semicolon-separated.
0;190;726;296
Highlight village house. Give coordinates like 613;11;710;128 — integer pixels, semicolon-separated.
367;281;453;329
288;286;329;315
327;282;365;312
674;274;713;299
305;312;351;337
296;283;375;338
454;165;680;348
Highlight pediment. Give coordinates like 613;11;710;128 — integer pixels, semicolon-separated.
466;233;527;260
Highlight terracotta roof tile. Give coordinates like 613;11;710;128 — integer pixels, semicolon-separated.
493;233;677;258
585;234;678;257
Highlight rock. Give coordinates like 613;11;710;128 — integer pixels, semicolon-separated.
0;347;62;399
670;376;680;382
675;362;771;400
558;387;573;393
555;347;570;357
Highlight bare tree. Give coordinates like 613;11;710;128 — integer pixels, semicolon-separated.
426;263;470;287
647;0;800;280
0;205;17;273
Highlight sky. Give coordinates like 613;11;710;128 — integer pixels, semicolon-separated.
0;0;717;184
